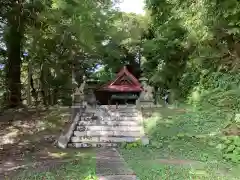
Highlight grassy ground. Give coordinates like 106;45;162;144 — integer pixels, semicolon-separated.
15;150;97;180
0;107;97;180
120;105;240;180
2;105;239;179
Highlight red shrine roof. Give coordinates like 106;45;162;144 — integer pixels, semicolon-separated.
97;66;143;92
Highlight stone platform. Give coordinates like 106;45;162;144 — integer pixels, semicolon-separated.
96;148;137;180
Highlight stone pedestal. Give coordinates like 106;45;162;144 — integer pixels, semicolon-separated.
85;89;97;107
138;77;154;107
138;100;154;106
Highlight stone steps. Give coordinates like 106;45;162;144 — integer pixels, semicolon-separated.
68;142;118;148
97;175;137;180
78;120;141;126
66;105;148;148
81;112;95;117
80;116;99;121
96;148;137;179
71;136;140;143
75;125;143;132
104;116;140;121
80;115;140;122
73;130;142;137
109;112;139;117
109;109;138;113
80;115;140;120
100;105;136;109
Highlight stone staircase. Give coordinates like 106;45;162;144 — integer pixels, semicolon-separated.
68;105;148;148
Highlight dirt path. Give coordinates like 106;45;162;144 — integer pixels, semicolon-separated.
0;107;74;178
96;148;137;180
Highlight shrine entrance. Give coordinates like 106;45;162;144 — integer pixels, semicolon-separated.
95;66;143;105
110;93;139;105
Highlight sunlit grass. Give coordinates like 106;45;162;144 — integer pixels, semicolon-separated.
120;106;240;180
120;149;228;180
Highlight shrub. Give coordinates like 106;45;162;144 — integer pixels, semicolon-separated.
218;136;240;164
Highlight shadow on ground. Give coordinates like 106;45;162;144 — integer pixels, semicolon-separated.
0;107;96;179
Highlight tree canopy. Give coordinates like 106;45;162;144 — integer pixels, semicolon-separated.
0;0;240;108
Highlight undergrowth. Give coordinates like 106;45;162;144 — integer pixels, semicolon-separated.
120;105;240;180
16;155;96;180
187;72;240;164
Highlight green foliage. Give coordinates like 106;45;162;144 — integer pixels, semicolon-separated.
120;107;240;180
1;0;149;107
200;89;240;111
143;0;240;104
200;72;240;91
186;72;240;112
91;66;115;83
147;109;227;139
121;140;144;149
218;136;240;164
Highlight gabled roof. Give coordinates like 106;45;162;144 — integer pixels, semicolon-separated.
97;66;143;92
111;66;141;87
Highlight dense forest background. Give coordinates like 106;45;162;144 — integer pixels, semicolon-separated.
1;0;240;109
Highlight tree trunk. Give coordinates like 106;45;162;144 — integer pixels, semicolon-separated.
30;75;38;106
27;61;32;106
40;64;48;107
48;88;52;106
5;3;24;108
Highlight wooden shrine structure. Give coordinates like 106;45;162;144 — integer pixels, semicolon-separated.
95;66;143;105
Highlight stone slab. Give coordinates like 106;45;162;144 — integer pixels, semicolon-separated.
85;109;96;114
74;130;114;136
75;125;143;132
78;120;97;125
100;105;137;110
96;148;135;176
57;112;80;149
78;120;141;126
109;109;139;113
101;121;141;126
71;136;140;143
71;136;99;142
99;116;140;121
98;175;137;180
73;131;142;137
80;116;99;121
110;112;139;117
139;104;162;108
81;112;95;117
68;143;118;148
106;116;140;121
100;137;140;143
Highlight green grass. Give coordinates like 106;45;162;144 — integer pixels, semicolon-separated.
121;154;227;180
119;106;240;180
15;152;97;180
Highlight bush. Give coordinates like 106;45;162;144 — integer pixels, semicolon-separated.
185;72;240;164
199;88;240;111
218;136;240;164
121;140;144;149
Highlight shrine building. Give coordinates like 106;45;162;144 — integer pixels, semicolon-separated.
95;66;143;105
